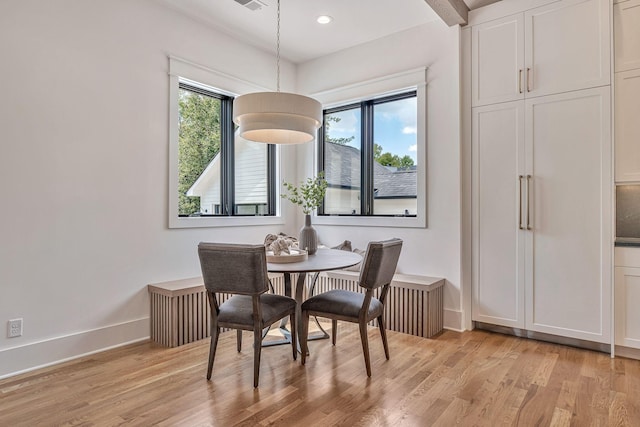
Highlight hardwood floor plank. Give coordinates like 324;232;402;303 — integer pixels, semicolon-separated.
550;406;572;426
2;326;640;426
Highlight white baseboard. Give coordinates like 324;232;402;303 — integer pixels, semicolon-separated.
444;308;464;332
0;317;149;380
615;345;640;360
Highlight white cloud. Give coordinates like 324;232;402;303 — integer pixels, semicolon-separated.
377;97;417;132
408;144;417;152
402;126;417;135
327;110;358;134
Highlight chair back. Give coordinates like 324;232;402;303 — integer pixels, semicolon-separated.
358;238;403;290
198;243;269;296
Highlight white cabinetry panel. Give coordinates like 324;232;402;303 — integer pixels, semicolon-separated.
472;102;526;328
615;68;640;182
525;0;611;98
472;15;524;107
525;88;611;342
614;0;640;72
615;266;640;349
470;0;612;345
471;0;610;107
471;88;612;343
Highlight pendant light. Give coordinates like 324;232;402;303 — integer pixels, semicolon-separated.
233;0;322;144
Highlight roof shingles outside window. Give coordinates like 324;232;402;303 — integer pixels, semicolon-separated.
324;141;417;199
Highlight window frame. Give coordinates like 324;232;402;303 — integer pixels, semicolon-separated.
319;91;418;218
310;68;428;228
168;57;283;229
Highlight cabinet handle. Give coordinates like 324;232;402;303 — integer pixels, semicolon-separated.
526;68;531;92
526;175;532;230
518;69;523;94
518;175;524;229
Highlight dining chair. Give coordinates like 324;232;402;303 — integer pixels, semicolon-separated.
198;242;297;387
300;238;403;376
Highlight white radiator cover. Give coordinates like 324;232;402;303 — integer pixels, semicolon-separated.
314;271;445;338
149;275;285;347
149;271;445;347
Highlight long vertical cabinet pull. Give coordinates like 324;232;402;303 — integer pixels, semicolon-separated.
518;175;524;229
519;70;523;94
526;68;531;92
526;175;532;230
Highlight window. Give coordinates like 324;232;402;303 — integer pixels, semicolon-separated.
319;92;418;217
177;81;275;218
168;56;282;228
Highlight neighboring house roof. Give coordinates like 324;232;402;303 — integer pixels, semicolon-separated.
187;140;268;205
186;153;220;197
374;168;417;198
325;141;417;198
188;141;417;202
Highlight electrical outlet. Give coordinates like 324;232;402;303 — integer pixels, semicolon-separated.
8;318;23;338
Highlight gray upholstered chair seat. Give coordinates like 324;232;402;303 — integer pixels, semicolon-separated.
300;238;403;377
219;294;296;326
301;289;383;321
198;242;297;387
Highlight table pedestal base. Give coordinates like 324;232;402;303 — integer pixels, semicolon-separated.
262;272;328;352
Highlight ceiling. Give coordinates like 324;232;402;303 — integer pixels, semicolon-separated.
158;0;443;64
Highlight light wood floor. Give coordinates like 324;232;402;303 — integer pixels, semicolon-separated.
2;325;640;426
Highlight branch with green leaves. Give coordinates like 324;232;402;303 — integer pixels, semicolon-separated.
281;172;328;215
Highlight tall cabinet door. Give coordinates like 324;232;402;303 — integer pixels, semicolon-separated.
525;0;610;98
614;0;640;72
472;14;525;107
525;87;612;343
472;102;526;328
615;69;640;182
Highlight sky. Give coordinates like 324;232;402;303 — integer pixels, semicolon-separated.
325;96;418;164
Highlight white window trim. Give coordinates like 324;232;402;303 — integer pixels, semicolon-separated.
168;56;284;229
309;67;428;229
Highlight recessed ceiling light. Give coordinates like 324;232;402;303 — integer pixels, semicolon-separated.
316;15;333;24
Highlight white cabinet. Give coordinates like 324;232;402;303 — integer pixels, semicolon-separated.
472;101;526;328
472;0;610;107
472;15;525;106
614;0;640;183
615;70;640;182
524;88;611;342
472;87;612;343
614;0;640;72
615;266;640;349
615;247;640;350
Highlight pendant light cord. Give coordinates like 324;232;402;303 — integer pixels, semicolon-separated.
276;0;280;92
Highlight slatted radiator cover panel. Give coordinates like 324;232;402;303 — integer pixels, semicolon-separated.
150;275;285;347
314;273;444;338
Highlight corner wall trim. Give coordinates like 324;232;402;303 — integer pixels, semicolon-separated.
444;308;464;332
0;318;150;380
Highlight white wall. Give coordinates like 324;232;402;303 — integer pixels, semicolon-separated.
0;1;463;377
0;0;301;377
297;22;463;330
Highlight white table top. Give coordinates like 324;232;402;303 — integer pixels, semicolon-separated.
267;248;362;274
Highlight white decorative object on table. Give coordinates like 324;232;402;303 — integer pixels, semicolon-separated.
266;248;308;263
281;173;328;255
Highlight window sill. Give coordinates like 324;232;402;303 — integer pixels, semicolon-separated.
313;214;426;229
169;215;284;229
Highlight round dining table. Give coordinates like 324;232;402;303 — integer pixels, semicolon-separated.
265;248;363;349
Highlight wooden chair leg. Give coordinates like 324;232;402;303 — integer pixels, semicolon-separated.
207;326;220;380
332;319;338;345
377;315;390;360
300;310;310;365
289;312;297;361
236;329;242;352
253;327;262;388
359;321;372;377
